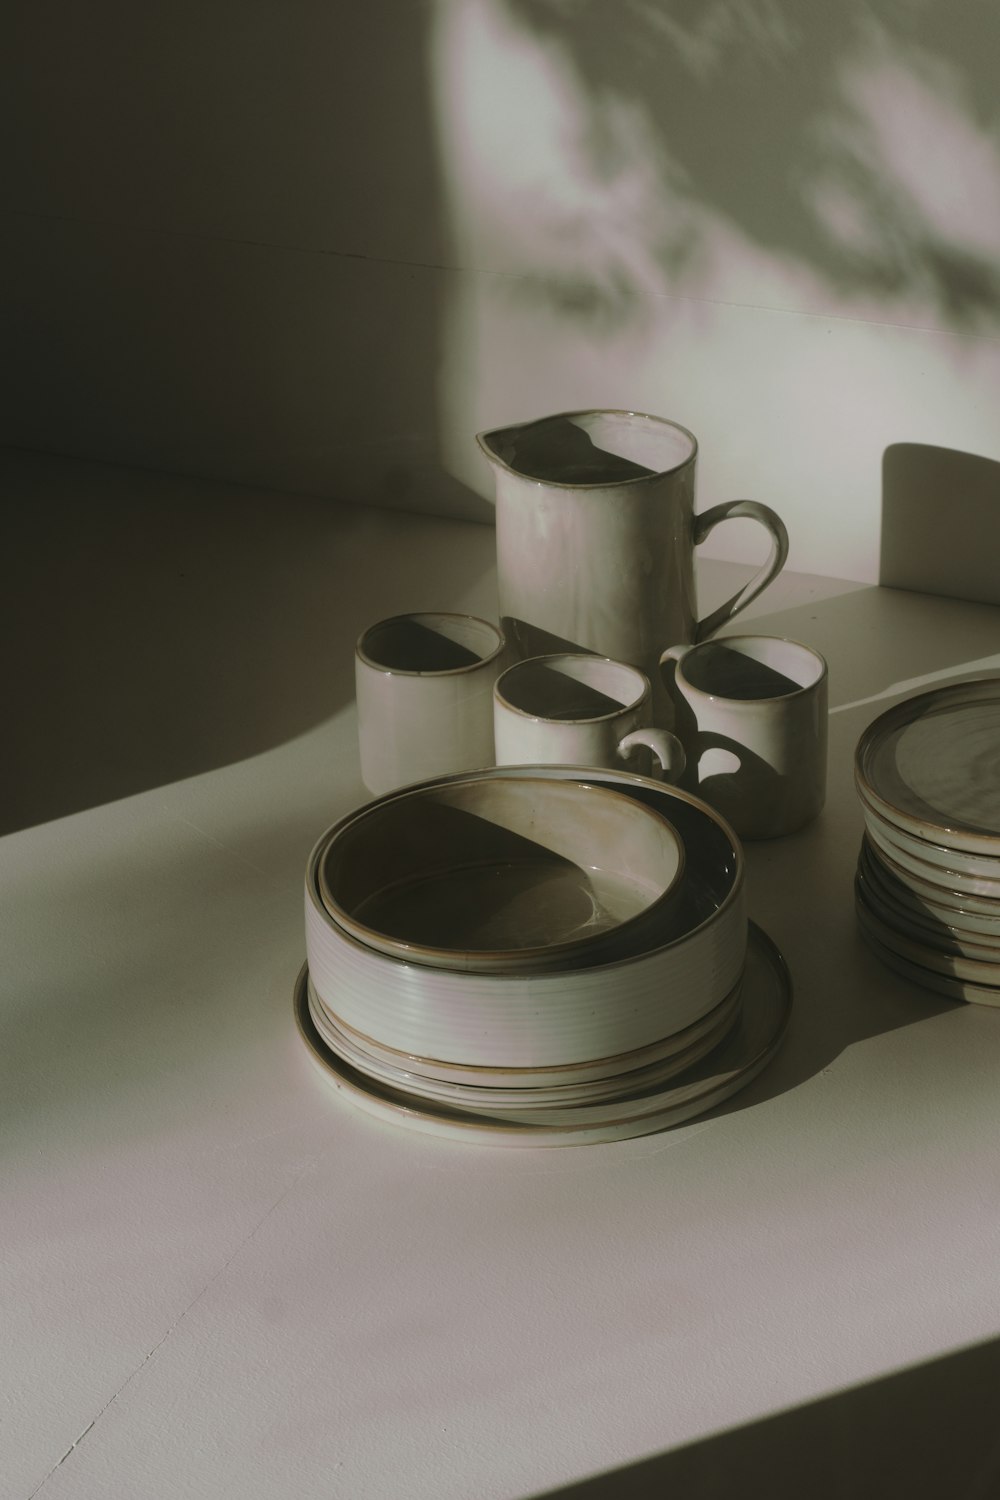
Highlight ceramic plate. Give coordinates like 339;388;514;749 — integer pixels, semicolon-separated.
857;849;1000;954
859;833;1000;920
858;836;1000;934
855;875;1000;973
293;922;791;1146
855;678;1000;856
857;905;1000;1007
863;816;1000;902
859;801;1000;884
306;974;743;1110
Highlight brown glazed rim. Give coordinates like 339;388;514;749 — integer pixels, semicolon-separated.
476;408;698;488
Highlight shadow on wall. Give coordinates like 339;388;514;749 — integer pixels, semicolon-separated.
488;0;1000;333
529;1333;1000;1500
7;0;495;522
881;443;1000;605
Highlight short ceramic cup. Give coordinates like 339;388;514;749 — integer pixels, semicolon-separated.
660;635;828;840
493;653;685;780
355;612;506;796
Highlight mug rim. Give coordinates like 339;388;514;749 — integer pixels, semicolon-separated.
476;408;698;489
356;611;506;677
671;634;828;704
495;653;650;724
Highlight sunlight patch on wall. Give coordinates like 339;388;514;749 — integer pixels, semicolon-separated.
428;0;1000;581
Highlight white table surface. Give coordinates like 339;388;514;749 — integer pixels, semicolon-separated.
5;449;1000;1500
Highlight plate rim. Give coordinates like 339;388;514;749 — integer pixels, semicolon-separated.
855;677;1000;855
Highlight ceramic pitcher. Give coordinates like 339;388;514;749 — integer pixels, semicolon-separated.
477;410;789;722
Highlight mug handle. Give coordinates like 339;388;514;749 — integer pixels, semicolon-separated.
659;643;690;669
616;727;686;781
692;501;789;642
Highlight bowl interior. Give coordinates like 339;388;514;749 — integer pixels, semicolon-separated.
319;775;684;967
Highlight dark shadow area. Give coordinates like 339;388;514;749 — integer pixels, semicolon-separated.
482;414;658;484
529;1333;1000;1499
881;443;1000;605
358;615;497;672
0;448;495;835
501;0;1000;333
5;0;497;523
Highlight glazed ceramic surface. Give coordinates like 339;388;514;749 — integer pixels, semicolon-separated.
861;831;1000;917
494;653;685;780
856;892;1000;997
306;973;743;1111
858;793;1000;881
478;410;788;722
309;975;744;1090
318;774;686;973
304;767;747;1068
863;815;1000;901
856;913;1000;1007
661;635;828;840
355;611;505;796
857;846;1000;936
856;864;1000;962
293;922;791;1146
855;677;1000;856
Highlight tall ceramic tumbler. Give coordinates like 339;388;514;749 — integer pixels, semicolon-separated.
355;612;506;796
661;635;828;840
478;410;789;723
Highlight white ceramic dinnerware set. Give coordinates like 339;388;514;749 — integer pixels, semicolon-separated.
854;678;1000;1006
297;410;809;1145
299;766;793;1145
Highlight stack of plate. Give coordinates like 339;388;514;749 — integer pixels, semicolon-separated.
854;677;1000;1006
297;764;792;1145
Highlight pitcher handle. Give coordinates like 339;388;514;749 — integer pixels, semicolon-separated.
692;501;789;643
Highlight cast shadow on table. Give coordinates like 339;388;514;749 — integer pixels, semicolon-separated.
0;449;494;836
880;444;1000;606
529;1333;1000;1500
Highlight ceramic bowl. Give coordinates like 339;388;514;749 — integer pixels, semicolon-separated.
318;774;686;974
305;766;746;1069
306;972;743;1108
306;969;742;1089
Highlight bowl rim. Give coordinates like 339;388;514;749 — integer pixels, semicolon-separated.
316;772;687;971
307;765;744;982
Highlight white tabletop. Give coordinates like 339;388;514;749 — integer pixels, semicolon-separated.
5;449;1000;1499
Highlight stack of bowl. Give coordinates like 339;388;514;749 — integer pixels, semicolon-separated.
299;764;792;1145
854;678;1000;1006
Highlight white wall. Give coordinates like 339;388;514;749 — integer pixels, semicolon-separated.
431;0;1000;584
6;0;1000;584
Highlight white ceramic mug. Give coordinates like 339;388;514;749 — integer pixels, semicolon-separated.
356;612;506;795
660;635;828;839
493;653;686;780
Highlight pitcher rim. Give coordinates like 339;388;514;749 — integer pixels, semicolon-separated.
476;408;699;488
